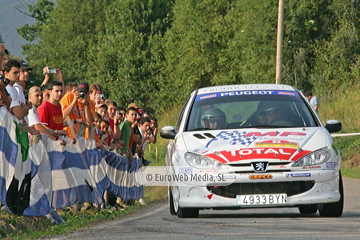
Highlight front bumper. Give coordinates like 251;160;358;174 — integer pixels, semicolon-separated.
176;169;341;208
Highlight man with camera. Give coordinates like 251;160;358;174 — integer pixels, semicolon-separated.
89;83;104;106
40;66;65;97
60;82;95;138
148;115;158;144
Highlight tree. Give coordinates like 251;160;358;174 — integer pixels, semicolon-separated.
157;0;238;111
23;0;113;85
16;0;55;43
96;0;173;111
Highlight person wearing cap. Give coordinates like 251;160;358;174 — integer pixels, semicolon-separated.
60;82;95;138
13;60;33;124
14;60;32;92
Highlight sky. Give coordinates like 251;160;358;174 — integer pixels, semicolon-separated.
0;0;36;58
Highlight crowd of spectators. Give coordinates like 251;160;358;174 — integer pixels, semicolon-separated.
0;43;158;210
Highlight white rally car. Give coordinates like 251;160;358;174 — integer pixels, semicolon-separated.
160;84;343;218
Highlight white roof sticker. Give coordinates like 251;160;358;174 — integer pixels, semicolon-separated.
197;84;296;95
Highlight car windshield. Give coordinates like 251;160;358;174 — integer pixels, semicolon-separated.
186;90;318;131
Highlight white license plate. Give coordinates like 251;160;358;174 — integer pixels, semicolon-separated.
236;194;287;205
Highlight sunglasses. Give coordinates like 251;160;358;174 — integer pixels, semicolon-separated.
29;88;41;94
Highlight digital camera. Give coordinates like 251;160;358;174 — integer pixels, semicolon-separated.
79;92;86;98
43;68;57;75
0;74;10;86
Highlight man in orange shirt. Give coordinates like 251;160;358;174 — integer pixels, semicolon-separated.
60;82;95;138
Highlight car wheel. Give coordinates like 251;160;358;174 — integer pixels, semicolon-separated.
177;206;199;218
298;204;317;214
172;186;199;218
318;172;344;217
169;187;177;215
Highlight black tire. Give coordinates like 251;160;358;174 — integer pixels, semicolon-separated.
318;172;344;217
177;206;199;218
169;188;177;215
298;204;317;214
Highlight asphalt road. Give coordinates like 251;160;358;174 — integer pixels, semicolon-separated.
52;177;360;240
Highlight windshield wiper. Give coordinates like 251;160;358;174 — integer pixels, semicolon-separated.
189;128;212;131
239;125;284;129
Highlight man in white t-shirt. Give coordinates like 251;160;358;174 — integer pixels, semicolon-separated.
305;91;319;113
4;60;30;124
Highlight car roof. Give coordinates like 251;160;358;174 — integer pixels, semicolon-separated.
197;84;297;95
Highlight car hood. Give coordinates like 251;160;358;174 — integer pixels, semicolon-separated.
182;128;330;164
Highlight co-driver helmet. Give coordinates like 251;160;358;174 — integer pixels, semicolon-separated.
256;101;283;124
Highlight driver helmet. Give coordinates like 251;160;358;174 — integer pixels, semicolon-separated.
256;101;283;124
202;108;226;129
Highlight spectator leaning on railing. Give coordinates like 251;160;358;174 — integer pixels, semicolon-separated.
37;81;68;137
120;106;138;161
105;100;122;143
27;86;66;143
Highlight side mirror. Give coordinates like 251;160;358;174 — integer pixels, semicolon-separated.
325;120;342;133
160;126;177;139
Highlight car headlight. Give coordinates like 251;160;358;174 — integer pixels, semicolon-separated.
185;152;228;169
292;147;331;167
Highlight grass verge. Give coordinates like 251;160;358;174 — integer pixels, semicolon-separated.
340;165;360;179
3;186;167;240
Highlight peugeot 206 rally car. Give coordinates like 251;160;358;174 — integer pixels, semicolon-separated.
160;84;343;218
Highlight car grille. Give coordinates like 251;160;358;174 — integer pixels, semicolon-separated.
228;162;290;167
207;181;314;198
229;162;293;173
